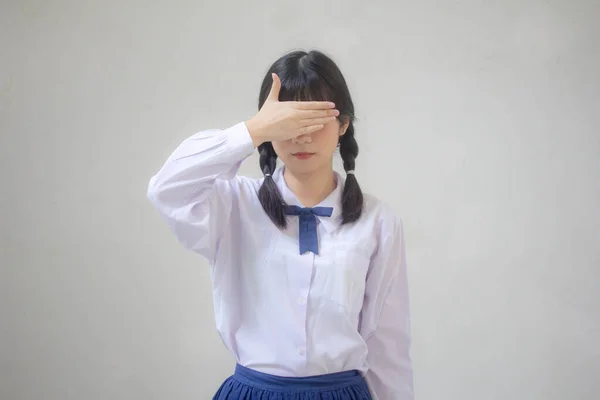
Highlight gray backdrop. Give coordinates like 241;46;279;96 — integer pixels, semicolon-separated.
1;0;599;399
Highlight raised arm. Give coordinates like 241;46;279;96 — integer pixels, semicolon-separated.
147;122;255;262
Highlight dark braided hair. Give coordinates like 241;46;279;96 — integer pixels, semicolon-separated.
257;141;287;228
338;122;363;224
257;50;363;229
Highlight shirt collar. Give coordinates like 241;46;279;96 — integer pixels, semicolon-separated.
273;167;343;233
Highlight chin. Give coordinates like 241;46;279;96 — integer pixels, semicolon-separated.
289;165;318;175
283;159;320;175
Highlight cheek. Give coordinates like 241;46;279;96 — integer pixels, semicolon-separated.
272;140;291;159
313;127;341;152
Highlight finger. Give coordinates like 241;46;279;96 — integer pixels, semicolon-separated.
292;101;336;110
267;73;281;102
297;124;324;135
296;109;340;119
299;116;337;127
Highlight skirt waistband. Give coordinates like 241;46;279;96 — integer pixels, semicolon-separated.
233;364;364;391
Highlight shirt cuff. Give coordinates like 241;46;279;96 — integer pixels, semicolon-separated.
225;121;256;160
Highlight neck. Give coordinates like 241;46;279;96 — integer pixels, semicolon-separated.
283;166;336;207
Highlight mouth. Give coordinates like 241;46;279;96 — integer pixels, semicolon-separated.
292;152;315;160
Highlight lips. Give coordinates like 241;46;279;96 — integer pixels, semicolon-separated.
293;152;315;160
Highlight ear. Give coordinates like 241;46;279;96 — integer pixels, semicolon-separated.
338;120;350;136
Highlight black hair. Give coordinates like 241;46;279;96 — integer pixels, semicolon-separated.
257;50;363;229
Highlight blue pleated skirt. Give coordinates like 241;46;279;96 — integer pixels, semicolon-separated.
213;364;372;399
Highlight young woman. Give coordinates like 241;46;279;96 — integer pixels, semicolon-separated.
147;50;413;400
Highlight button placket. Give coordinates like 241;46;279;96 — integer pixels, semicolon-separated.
293;252;314;364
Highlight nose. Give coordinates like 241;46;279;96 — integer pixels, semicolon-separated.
292;133;313;144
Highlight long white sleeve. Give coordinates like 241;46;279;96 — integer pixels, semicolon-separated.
146;121;255;262
361;215;414;400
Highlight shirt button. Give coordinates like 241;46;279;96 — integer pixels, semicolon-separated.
297;347;305;356
297;296;306;305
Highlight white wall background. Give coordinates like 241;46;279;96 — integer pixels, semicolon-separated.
1;0;599;399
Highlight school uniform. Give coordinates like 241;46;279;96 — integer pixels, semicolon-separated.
147;122;414;400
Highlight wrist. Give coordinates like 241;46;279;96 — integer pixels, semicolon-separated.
245;118;266;148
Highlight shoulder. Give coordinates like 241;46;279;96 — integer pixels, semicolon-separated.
361;191;404;231
217;174;276;227
358;191;406;254
231;174;263;193
223;175;266;213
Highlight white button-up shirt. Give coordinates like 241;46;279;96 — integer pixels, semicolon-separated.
147;122;414;399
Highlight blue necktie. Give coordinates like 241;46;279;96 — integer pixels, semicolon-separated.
284;205;333;255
